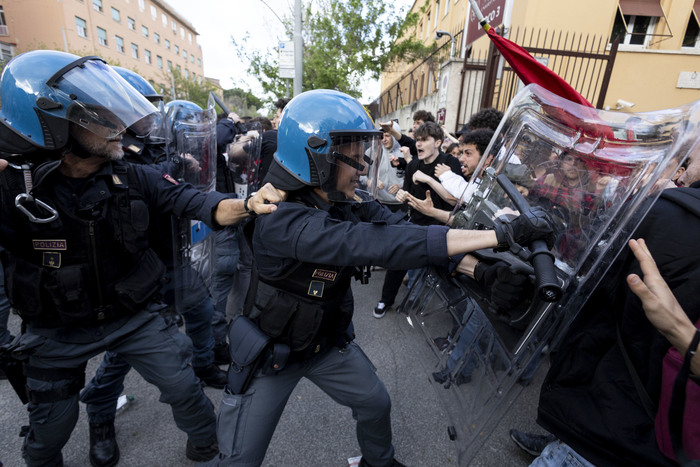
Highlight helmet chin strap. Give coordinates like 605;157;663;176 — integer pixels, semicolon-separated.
63;134;94;159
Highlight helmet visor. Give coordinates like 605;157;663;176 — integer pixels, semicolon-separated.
322;130;383;203
42;58;159;138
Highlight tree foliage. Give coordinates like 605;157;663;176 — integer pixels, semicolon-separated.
232;0;431;101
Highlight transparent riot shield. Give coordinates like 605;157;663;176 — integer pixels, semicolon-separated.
168;98;217;315
395;84;700;465
226;121;262;199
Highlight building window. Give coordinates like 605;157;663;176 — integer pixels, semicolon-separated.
131;43;138;59
115;35;124;53
0;42;13;63
180;27;185;39
197;57;201;67
190;54;194;63
162;13;167;27
434;2;439;27
111;7;120;22
150;5;157;20
172;20;177;34
93;0;103;13
188;32;192;44
138;0;145;11
75;16;87;38
157;55;163;69
145;49;151;64
0;7;8;36
683;10;700;48
153;32;159;44
611;12;657;45
97;27;107;46
182;49;187;60
184;69;189;79
127;17;135;31
444;0;449;16
165;39;170;50
176;64;181;73
167;60;172;71
611;1;667;46
174;44;179;55
142;25;148;38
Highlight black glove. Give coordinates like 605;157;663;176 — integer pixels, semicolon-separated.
492;206;555;251
474;261;530;311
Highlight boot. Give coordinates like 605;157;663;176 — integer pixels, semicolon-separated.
89;421;119;467
186;439;219;462
194;363;227;389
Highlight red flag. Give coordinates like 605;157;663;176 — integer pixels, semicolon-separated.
485;28;593;108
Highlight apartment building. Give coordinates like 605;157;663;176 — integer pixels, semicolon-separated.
382;0;700;113
0;0;204;95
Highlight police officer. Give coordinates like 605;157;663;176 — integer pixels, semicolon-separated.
78;70;228;466
210;89;555;467
0;50;283;467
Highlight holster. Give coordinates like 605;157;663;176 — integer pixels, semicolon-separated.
0;345;28;404
227;316;277;394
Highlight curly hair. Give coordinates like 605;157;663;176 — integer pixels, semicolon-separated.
466;108;503;131
413;109;435;123
460;129;494;156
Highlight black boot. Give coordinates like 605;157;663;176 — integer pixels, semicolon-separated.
186;439;219;462
213;342;230;365
194;363;227;389
89;421;119;467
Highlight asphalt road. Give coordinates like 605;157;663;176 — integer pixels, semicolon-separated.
0;269;548;467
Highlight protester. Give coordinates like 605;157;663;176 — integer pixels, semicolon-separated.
373;121;462;318
513;166;700;466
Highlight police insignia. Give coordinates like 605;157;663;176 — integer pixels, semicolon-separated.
43;252;61;268
112;174;123;185
307;280;325;297
311;269;337;281
32;240;67;250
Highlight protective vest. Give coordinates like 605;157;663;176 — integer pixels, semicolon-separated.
246;195;356;353
0;159;165;328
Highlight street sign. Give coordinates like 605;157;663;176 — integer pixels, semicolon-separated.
465;0;506;47
279;41;295;79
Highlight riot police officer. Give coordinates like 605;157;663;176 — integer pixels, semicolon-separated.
210;89;555;467
77;70;228;466
0;50;283;466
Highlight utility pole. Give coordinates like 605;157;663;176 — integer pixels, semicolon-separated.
293;0;303;96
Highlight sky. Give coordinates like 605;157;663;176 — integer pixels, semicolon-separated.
164;0;415;103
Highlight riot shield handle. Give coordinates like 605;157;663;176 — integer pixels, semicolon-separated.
496;174;562;302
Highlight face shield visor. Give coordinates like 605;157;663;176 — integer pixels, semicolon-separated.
318;130;383;203
41;57;159;139
227;121;262;199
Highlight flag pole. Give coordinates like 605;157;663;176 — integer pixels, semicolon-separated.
468;0;491;32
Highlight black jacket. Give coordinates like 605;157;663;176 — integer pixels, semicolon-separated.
537;186;700;467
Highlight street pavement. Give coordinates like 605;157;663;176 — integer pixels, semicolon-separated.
0;268;548;467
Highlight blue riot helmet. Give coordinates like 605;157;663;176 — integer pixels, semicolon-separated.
112;66;162;104
0;50;159;153
270;89;383;203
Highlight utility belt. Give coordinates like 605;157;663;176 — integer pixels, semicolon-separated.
5;249;165;327
226;315;356;395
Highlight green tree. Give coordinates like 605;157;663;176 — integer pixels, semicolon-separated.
223;88;265;117
233;0;430;101
161;69;219;109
